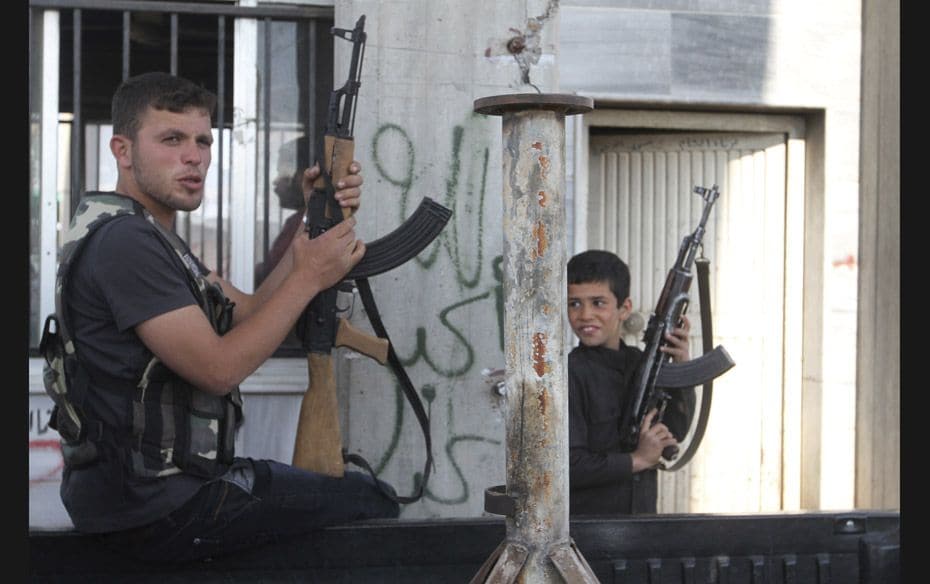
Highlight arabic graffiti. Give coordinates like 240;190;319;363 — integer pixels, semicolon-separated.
369;117;507;507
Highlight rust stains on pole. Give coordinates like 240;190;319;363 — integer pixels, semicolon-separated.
472;93;597;584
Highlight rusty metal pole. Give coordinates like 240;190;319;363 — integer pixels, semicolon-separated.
471;94;597;584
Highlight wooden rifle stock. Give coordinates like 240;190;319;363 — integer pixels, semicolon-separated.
293;353;342;476
293;112;387;477
292;318;388;477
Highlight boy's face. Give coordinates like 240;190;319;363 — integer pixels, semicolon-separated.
567;280;632;349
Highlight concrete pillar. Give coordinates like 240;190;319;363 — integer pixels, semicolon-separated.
471;93;596;584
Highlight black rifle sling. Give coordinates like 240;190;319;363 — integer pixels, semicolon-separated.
664;255;715;472
347;277;433;504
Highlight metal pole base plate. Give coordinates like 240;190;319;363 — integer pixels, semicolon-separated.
470;538;601;583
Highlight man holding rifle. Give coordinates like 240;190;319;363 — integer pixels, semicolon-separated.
46;72;399;564
566;249;696;515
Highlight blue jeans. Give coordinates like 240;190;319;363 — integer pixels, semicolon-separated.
99;458;400;564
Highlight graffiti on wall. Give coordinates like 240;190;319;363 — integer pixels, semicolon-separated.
371;115;505;368
368;116;507;506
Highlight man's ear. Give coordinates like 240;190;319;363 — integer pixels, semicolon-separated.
110;135;132;169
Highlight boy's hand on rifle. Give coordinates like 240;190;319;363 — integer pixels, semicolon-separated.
631;408;679;472
302;160;364;212
660;314;691;363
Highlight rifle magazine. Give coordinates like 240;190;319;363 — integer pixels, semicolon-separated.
347;197;452;279
655;345;735;389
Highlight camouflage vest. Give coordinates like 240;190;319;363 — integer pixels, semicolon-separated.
39;192;242;479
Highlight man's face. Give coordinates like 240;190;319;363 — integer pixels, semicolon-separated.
124;106;213;213
567;280;632;349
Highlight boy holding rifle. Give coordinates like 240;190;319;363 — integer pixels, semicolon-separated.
567;249;696;515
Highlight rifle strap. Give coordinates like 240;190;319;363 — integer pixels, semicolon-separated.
346;277;434;504
663;255;715;472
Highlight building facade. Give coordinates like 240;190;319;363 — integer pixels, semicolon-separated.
28;0;899;528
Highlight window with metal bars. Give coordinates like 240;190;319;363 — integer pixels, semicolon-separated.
28;1;334;356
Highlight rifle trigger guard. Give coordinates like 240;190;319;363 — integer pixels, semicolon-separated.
335;284;356;318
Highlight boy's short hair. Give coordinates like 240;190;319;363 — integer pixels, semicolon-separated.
111;72;217;139
567;249;631;306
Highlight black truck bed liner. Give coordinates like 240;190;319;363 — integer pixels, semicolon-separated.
28;510;900;583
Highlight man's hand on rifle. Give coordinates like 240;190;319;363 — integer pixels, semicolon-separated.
630;408;679;472
302;160;364;212
288;160;366;292
660;314;691;363
290;216;365;292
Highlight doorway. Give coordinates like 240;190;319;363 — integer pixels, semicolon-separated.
576;109;808;513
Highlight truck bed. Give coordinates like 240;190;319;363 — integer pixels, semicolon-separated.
28;510;900;583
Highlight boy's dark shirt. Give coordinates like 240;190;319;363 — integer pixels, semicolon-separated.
568;340;694;515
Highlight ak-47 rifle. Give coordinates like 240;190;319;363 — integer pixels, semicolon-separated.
292;16;451;500
617;184;735;471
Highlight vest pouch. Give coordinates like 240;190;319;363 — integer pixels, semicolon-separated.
131;360;239;479
43;367;83;443
45;370;102;469
60;437;100;468
130;376;184;479
40;315;102;467
172;384;235;478
39;315;83;443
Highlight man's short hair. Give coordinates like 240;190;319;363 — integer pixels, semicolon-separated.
567;249;631;306
111;72;217;138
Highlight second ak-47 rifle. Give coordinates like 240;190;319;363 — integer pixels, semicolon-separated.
617;184;735;471
291;15;452;503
